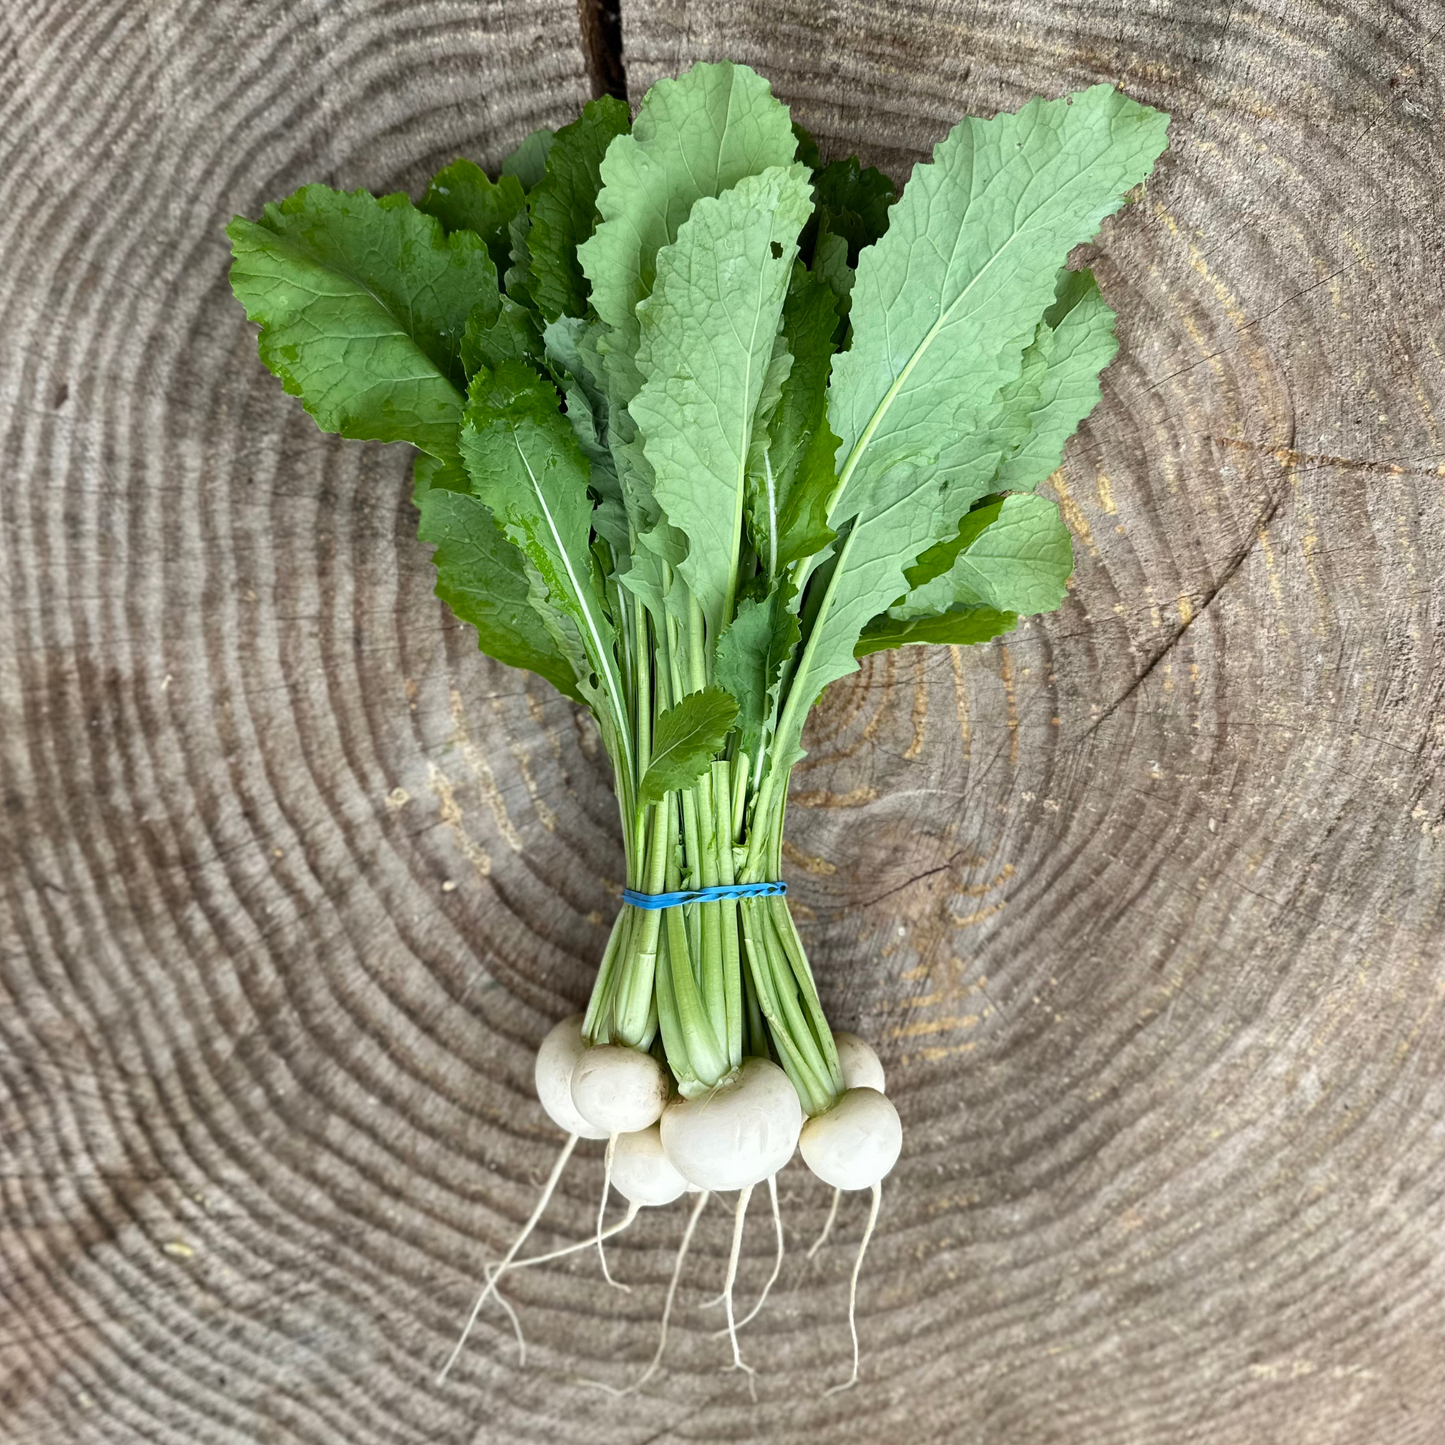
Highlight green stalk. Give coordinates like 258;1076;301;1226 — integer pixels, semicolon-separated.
738;898;829;1114
679;784;705;962
758;902;833;1097
632;596;652;869
731;755;748;844
611;800;670;1044
662;799;727;1086
687;591;709;689
713;760;743;1067
582;900;631;1042
694;769;729;1050
742;947;767;1059
653;903;694;1091
767;894;843;1093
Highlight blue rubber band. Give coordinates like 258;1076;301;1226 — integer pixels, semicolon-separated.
621;881;787;910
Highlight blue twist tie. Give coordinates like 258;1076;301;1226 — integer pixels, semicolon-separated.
621;881;787;910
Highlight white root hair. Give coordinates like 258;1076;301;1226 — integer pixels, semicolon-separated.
588;1189;711;1398
596;1133;629;1292
807;1186;842;1259
720;1172;783;1334
825;1181;882;1395
437;1131;578;1384
482;1202;642;1366
721;1183;757;1391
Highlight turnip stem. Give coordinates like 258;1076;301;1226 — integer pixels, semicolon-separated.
693;769;726;1044
713;760;743;1067
634;597;652;774
584;904;632;1042
583;589;842;1100
824;1181;881;1395
760;902;833;1092
739;900;831;1114
437;1131;578;1384
769;897;844;1095
687;590;708;693
738;900;823;1110
610;801;669;1045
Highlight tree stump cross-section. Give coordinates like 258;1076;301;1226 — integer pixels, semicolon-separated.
2;2;1443;1442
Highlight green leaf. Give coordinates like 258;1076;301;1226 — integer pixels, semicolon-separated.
856;605;1017;656
459;361;630;756
812;229;854;316
994;267;1118;492
411;446;469;499
831;87;1166;524
501;127;555;190
743;330;795;500
504;207;537;308
715;588;801;776
413;452;581;699
639;686;740;807
462;294;543;377
774;422;840;572
577;63;800;606
897;266;1115;592
497;130;557;311
227;185;496;458
528;96;632;321
631;164;815;642
775;86;1168;755
893;492;1074;617
750;265;841;578
810;155;896;266
419;160;525;279
795;154;895;338
542;316;626;549
791;120;823;171
579;60;798;381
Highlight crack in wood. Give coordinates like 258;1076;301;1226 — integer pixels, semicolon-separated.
1213;435;1445;477
1077;486;1290;745
578;0;628;100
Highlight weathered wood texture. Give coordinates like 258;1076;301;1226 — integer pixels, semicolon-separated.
3;1;1444;1441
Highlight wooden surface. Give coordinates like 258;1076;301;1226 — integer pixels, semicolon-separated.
3;2;1444;1441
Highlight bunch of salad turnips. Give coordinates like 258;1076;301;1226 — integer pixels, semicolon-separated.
228;60;1169;1390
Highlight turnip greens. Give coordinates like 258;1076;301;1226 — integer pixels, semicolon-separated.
229;62;1168;1389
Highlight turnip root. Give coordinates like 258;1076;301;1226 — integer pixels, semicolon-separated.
535;1015;608;1141
481;1203;642;1366
832;1031;886;1093
659;1057;802;1191
720;1183;756;1381
722;1172;783;1332
570;1044;669;1135
569;1045;670;1286
798;1085;900;1392
799;1087;902;1192
610;1123;690;1207
806;1035;888;1254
